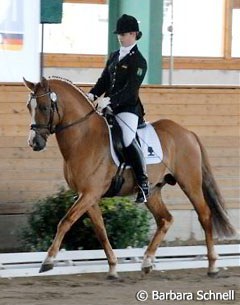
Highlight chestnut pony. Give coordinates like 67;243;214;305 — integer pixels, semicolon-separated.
24;77;235;278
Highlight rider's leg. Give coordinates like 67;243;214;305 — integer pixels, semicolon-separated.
116;112;149;203
125;138;149;202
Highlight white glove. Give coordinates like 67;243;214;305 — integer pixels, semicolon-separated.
95;96;110;112
86;93;95;102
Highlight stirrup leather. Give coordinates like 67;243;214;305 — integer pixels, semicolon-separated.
135;182;149;203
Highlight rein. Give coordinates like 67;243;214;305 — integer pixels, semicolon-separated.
54;109;95;134
29;90;95;134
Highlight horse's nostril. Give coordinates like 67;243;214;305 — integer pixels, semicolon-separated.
32;135;46;151
34;138;40;146
33;145;42;151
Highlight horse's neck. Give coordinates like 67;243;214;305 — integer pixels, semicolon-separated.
53;84;107;160
49;81;93;158
56;114;107;163
58;84;92;123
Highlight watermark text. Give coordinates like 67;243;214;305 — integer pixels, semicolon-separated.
135;289;235;302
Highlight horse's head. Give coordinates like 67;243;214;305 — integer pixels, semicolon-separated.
23;77;59;151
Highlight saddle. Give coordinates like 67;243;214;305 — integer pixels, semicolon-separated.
103;111;161;197
103;112;127;197
102;111;163;197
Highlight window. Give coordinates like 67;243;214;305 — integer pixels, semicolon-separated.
43;3;108;54
43;0;240;70
231;9;240;57
162;0;225;57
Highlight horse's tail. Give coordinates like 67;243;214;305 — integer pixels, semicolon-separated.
193;133;237;239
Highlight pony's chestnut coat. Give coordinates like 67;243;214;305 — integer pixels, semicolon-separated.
24;77;236;278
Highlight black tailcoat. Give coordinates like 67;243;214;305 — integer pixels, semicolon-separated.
90;45;147;121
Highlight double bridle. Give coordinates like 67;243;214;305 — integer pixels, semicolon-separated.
29;90;95;134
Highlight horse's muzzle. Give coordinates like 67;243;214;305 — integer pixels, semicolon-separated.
33;135;46;151
28;132;46;151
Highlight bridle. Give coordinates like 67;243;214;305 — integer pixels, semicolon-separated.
29;90;59;134
29;90;95;134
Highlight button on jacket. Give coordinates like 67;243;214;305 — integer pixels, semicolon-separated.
90;45;147;121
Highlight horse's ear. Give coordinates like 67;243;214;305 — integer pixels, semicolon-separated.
40;77;49;91
23;77;35;92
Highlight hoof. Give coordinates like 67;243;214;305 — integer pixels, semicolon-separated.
142;265;153;274
106;273;119;280
207;271;219;278
39;263;54;273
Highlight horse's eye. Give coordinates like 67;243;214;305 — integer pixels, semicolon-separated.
39;105;49;112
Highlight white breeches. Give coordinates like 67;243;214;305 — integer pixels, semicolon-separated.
115;112;139;147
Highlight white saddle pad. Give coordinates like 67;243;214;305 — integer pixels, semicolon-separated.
107;121;163;166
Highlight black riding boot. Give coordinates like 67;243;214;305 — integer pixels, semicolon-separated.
125;139;149;203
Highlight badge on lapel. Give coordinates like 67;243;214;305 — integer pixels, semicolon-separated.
137;67;143;76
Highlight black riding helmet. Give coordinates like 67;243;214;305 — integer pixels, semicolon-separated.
113;14;142;40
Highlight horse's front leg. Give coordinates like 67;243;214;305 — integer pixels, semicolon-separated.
87;204;118;279
39;192;100;273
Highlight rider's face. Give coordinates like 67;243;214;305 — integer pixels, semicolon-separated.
118;32;136;47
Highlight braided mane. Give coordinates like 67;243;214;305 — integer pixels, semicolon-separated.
48;76;94;108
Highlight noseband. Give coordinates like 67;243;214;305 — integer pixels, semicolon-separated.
29;90;95;134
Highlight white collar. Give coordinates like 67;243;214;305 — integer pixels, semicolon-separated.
119;43;136;60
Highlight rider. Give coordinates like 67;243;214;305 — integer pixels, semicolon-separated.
88;14;149;203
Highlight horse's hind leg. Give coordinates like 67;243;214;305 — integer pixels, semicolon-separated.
142;187;173;274
87;203;118;279
187;189;218;276
177;173;218;276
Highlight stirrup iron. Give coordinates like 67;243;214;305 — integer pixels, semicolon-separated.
135;183;149;203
